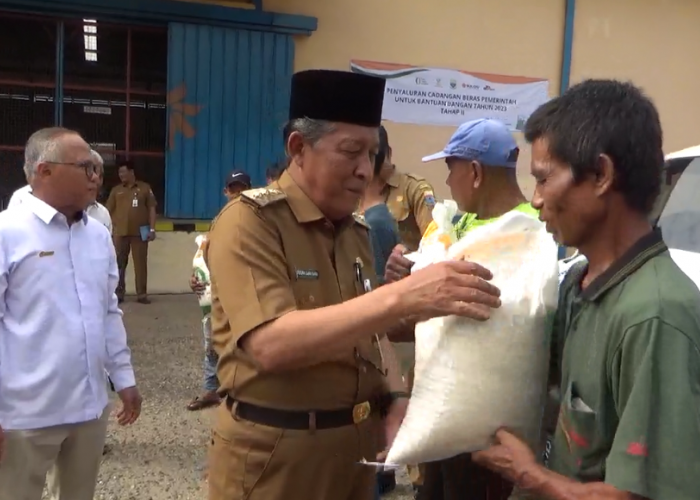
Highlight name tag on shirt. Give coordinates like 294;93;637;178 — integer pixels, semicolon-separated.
296;269;319;280
132;199;138;208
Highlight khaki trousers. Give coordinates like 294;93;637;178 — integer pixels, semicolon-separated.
0;406;110;500
113;236;149;299
208;403;377;500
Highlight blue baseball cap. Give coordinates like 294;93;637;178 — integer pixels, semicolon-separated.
422;118;519;168
225;169;251;188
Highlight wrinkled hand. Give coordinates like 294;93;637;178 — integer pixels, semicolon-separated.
377;398;409;461
190;274;206;293
472;429;538;485
385;244;413;284
116;386;142;426
397;259;501;321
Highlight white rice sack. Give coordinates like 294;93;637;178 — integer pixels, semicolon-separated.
193;234;212;311
386;210;559;465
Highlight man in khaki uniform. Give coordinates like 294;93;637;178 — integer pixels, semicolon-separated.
205;69;503;500
106;160;157;304
377;126;435;251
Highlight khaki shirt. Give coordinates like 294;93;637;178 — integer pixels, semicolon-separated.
384;170;435;251
106;181;156;237
206;171;386;410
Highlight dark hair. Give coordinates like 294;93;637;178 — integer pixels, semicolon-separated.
117;158;134;170
524;79;663;213
266;160;287;181
374;125;390;175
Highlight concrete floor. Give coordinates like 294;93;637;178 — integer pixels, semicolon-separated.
65;294;414;499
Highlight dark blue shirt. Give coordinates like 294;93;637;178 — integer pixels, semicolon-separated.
364;204;400;285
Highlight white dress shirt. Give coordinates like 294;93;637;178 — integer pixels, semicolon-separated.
0;195;135;430
6;184;32;209
86;201;113;233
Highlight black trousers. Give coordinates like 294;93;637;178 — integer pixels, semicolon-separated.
417;453;513;500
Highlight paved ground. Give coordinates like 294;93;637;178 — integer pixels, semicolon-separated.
86;294;414;499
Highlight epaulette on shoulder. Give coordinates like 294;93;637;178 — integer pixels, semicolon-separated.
405;172;427;182
353;212;370;229
241;187;287;207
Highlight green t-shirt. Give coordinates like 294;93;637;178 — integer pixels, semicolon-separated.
547;230;700;499
453;202;539;239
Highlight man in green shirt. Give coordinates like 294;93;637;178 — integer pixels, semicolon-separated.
473;79;700;500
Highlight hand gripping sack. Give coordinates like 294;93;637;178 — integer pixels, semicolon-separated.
193;235;212;313
386;210;559;465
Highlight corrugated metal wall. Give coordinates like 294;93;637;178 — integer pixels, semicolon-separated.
165;22;294;219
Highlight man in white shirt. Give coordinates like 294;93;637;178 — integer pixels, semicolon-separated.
85;149;112;233
7;149;112;234
6;183;31;209
0;127;141;500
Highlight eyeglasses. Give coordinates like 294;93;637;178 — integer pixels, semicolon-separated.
44;160;98;178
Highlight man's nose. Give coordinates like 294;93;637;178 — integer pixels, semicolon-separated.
531;186;544;209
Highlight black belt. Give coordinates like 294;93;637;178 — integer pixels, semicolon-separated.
225;396;376;430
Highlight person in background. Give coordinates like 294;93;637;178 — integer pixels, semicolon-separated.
266;160;288;184
0;127;141;500
378;126;435;252
473;80;700;500
359;126;402;498
106;159;157;304
86;150;112;232
187;169;252;412
385;118;532;500
6;183;32;209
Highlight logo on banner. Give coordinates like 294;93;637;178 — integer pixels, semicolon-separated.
449;79;457;89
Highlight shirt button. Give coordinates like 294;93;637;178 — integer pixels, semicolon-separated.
361;366;367;373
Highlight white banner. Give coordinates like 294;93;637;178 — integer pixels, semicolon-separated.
350;60;550;131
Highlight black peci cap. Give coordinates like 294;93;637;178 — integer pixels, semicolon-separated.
289;70;386;127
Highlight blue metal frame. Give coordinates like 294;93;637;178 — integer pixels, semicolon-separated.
557;0;576;260
559;0;576;94
0;0;317;34
53;21;65;126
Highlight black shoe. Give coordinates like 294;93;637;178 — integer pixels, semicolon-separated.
137;297;151;304
117;296;124;304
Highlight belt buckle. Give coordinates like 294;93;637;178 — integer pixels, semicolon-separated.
352;401;371;424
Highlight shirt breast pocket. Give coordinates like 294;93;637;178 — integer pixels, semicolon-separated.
557;381;598;467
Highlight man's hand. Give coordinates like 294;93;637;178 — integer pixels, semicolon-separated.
116;386;142;426
472;429;538;485
190;274;206;293
395;260;501;321
147;229;156;242
385;244;413;284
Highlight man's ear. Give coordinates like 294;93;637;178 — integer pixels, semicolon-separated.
594;154;615;196
35;162;51;180
288;131;305;167
472;161;484;189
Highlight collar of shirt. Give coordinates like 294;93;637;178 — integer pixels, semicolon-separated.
23;193;88;226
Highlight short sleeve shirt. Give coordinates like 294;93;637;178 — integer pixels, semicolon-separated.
384;170;435;251
547;230;700;500
206;171;386;410
106;181;156;237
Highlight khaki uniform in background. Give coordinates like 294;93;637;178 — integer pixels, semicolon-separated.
384;170;435;252
384;169;434;489
206;171;387;500
106;181;156;300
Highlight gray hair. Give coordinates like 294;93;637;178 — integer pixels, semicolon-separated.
90;149;104;167
285;118;335;150
23;127;75;181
